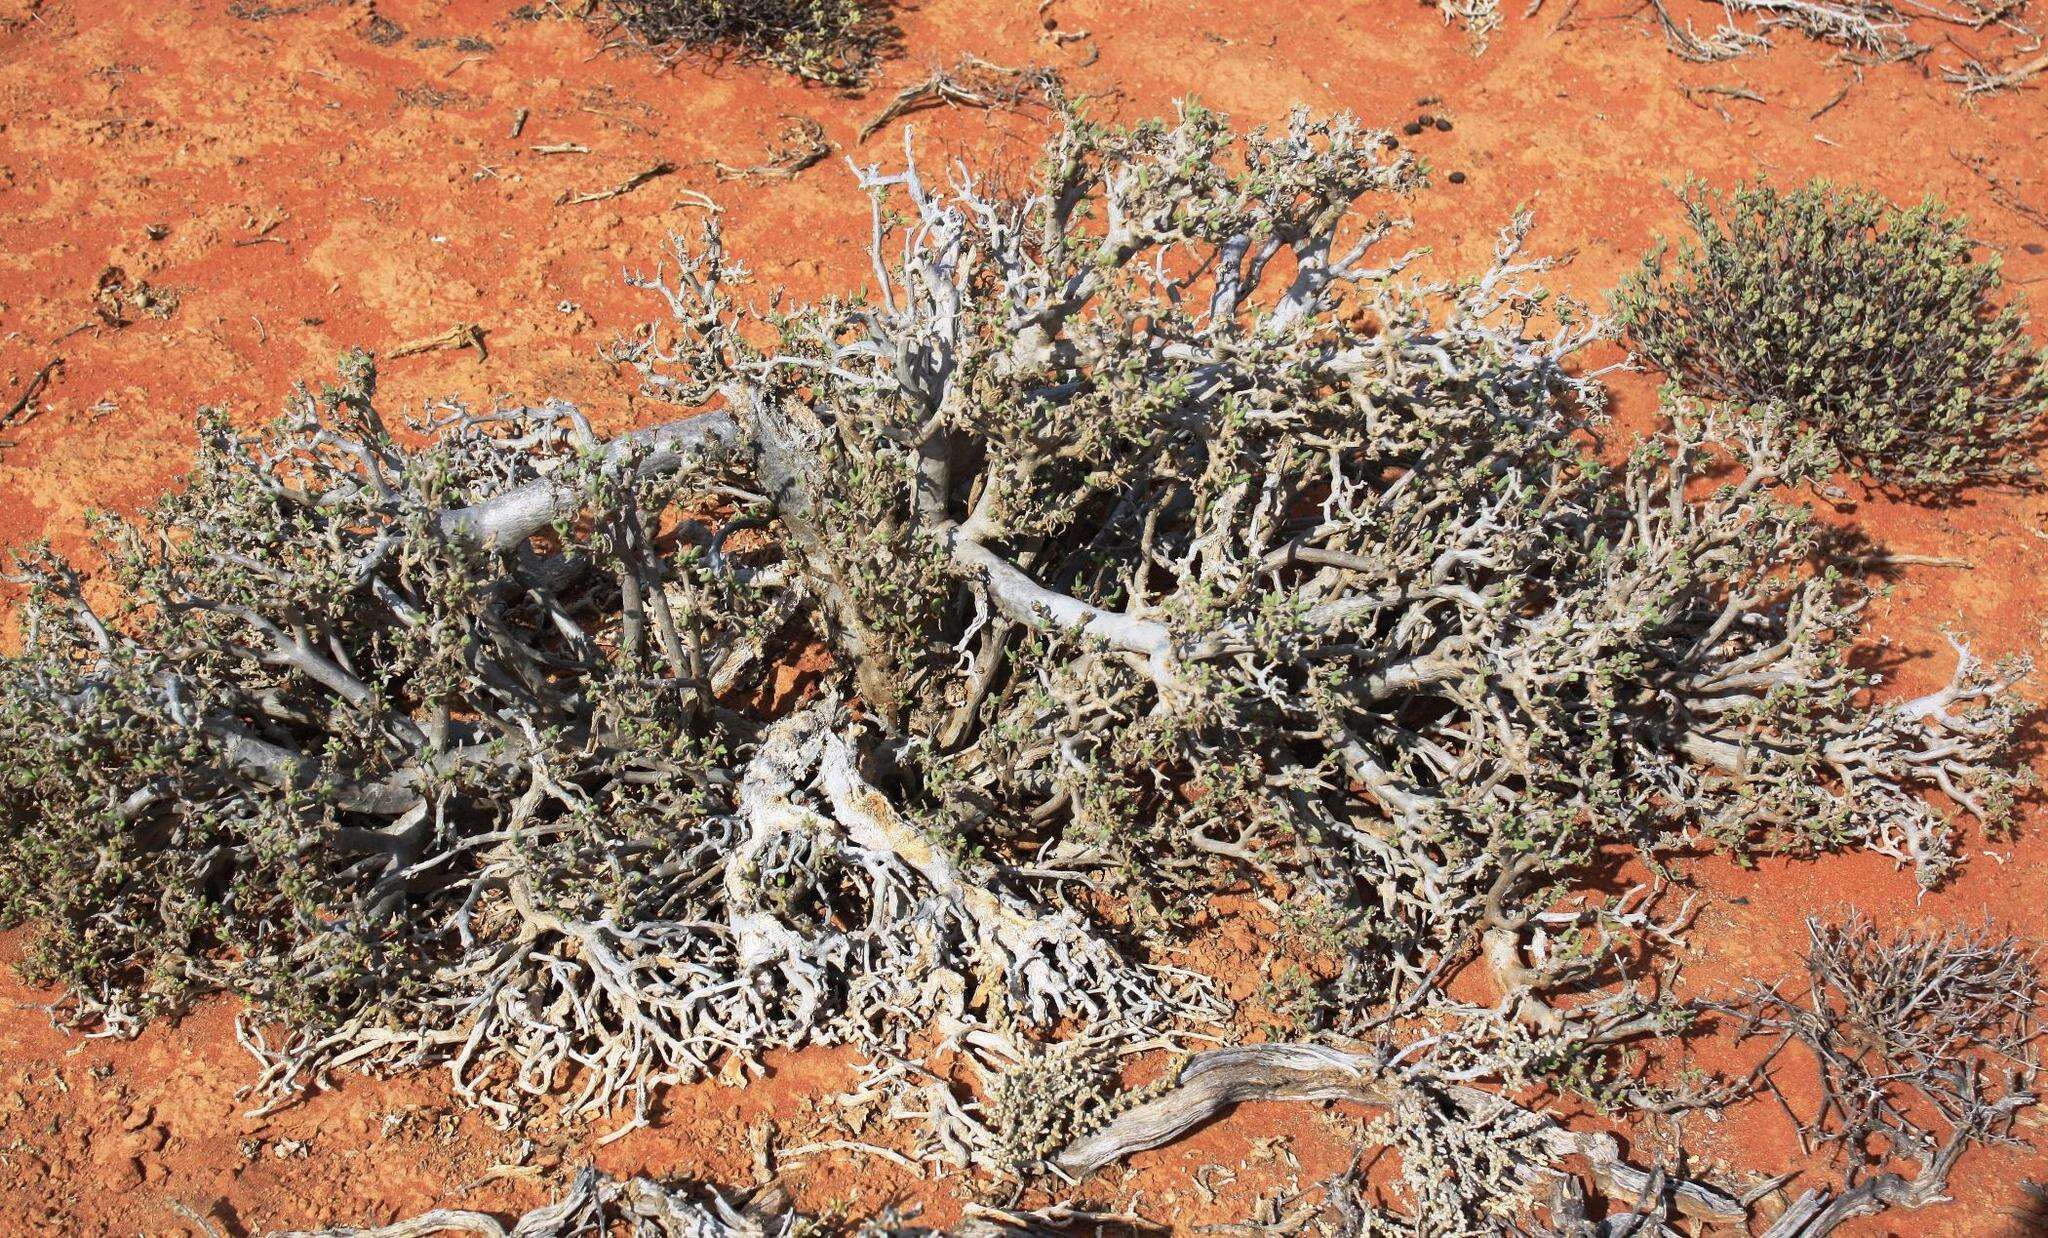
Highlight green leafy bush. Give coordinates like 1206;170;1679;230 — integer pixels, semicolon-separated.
1617;180;2047;491
602;0;887;85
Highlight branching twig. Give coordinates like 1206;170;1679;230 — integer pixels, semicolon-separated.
713;116;831;181
857;57;1063;143
556;160;676;205
2;357;60;435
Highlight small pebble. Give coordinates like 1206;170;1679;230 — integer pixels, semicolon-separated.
1402;122;1423;136
1435;117;1453;132
1448;171;1467;184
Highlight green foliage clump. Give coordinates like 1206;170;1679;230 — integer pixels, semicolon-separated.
602;0;887;85
0;358;770;1108
1617;179;2047;491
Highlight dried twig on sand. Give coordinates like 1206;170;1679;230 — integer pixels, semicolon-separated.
1052;1044;1746;1226
1680;80;1767;118
556;160;675;205
1810;68;1863;117
2;358;60;438
385;323;487;361
1644;0;2027;63
857;56;1063;142
713;116;831;181
1712;915;2041;1235
1647;0;1771;60
1947;48;2048;94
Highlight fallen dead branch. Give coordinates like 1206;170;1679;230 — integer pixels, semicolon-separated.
713;116;831;181
384;322;487;361
556;159;675;205
857;56;1063;142
1;357;60;436
1714;914;2042;1234
1810;69;1862;117
1727;0;1930;60
1945;47;2048;94
1680;80;1767;118
1646;0;1770;61
1843;550;1974;569
1644;0;2037;63
1051;1044;1746;1225
1681;81;1766;100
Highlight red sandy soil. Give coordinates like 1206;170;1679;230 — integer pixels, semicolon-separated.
2;0;2047;1233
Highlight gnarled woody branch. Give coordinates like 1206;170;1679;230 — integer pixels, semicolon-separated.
438;410;743;551
727;701;1214;1043
1050;1043;1745;1222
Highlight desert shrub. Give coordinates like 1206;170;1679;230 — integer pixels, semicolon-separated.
0;361;795;1116
1716;914;2041;1227
601;0;887;85
1617;179;2047;491
0;108;2032;1219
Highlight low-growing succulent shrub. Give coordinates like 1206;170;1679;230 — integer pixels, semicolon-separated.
1;108;2035;1227
1617;179;2047;491
602;0;888;85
